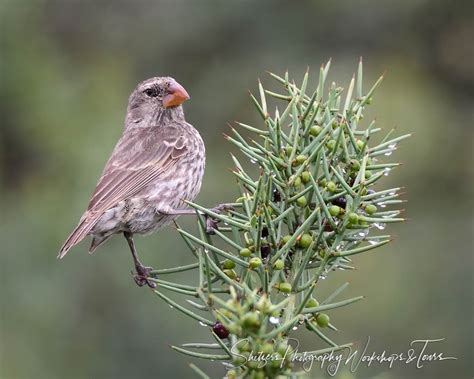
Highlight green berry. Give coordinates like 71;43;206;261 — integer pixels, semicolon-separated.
285;146;293;156
350;159;360;170
242;312;260;328
296;196;307;207
318;249;326;258
326;181;337;192
239;248;252;257
249;257;262;270
356;139;365;151
298;233;313;248
260;342;274;354
273;259;284;270
365;204;377;215
293;176;302;187
233;354;247;366
306;298;319;308
281;235;291;245
226;369;237;379
296;154;307;164
326;139;337;151
271;357;282;368
348;212;359;224
250;370;264;379
223;259;236;269
316;313;330;328
319;178;327;187
276;341;289;356
329;205;341;217
309;125;322;136
365;170;372;179
301;171;311;184
238;340;252;352
223;269;237;280
278;282;292;293
256;296;271;313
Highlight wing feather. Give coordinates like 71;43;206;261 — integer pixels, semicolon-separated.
58;124;188;258
87;126;186;213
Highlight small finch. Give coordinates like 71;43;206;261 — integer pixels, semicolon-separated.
59;77;215;287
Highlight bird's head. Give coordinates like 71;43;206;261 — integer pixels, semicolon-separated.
126;77;190;127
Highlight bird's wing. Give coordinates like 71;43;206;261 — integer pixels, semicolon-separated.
58;124;188;258
86;126;187;213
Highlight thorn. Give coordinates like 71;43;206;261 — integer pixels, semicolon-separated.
359;56;363;63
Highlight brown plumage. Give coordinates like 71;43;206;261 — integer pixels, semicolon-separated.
59;77;206;287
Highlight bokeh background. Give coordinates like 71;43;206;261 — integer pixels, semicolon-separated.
1;1;473;378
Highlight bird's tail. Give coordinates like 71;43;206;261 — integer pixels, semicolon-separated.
58;217;98;259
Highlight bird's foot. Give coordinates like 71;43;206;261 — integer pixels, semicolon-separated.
206;203;235;234
132;264;157;288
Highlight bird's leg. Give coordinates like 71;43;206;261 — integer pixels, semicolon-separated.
123;231;156;288
157;203;235;234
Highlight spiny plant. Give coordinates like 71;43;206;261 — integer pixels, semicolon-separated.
148;59;410;378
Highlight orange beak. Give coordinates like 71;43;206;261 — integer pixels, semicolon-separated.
163;81;190;108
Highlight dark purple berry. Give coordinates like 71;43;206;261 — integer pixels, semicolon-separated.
272;189;282;202
261;227;269;238
367;189;375;195
331;196;347;209
212;322;229;339
323;221;333;231
260;244;271;258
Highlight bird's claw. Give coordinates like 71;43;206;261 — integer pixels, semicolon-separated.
211;203;235;214
205;218;219;234
206;203;235;234
132;265;157;288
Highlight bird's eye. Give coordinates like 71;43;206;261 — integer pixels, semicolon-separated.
144;88;158;97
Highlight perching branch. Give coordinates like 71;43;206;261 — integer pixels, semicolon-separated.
152;59;409;378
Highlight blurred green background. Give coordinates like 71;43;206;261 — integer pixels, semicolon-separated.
1;1;472;378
